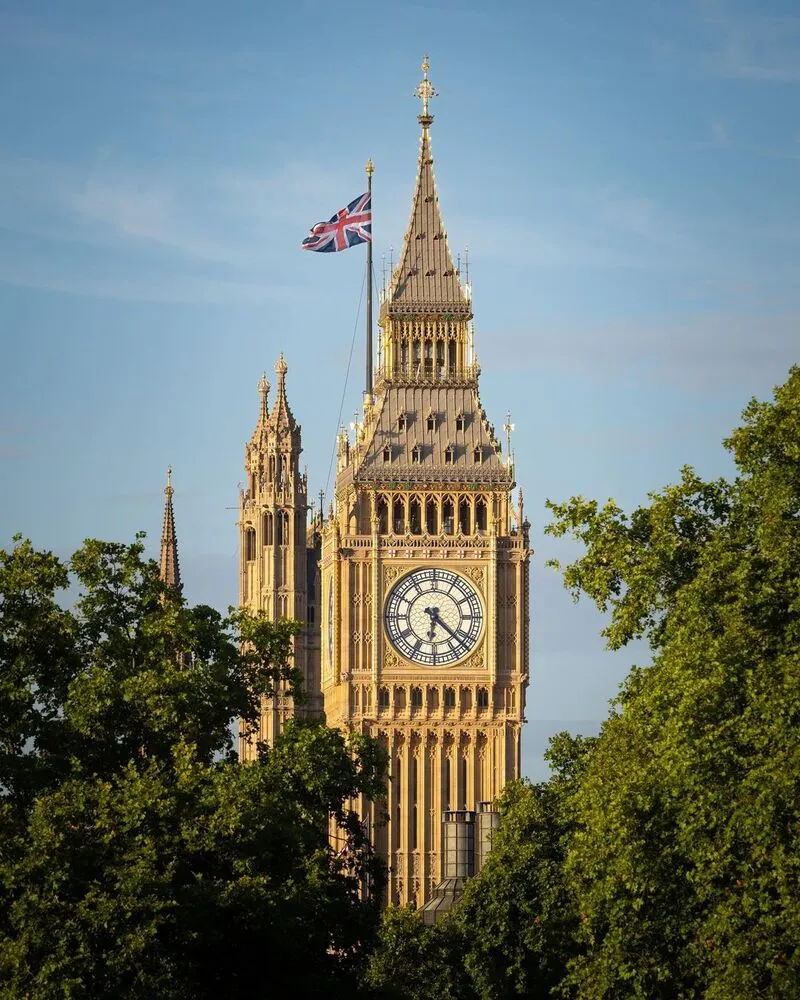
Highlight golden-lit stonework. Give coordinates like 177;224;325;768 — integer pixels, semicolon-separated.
238;359;322;756
239;59;530;907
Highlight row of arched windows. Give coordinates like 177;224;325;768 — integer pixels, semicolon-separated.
243;510;300;560
377;684;490;712
375;494;489;536
382;443;484;464
394;337;459;380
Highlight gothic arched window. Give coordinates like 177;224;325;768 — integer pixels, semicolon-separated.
425;498;437;534
442;498;454;535
459;498;471;535
476;497;488;533
377;497;389;534
393;497;405;534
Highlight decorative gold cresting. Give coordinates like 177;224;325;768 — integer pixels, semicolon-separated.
415;54;437;123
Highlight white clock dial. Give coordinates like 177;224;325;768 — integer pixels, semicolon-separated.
384;568;483;666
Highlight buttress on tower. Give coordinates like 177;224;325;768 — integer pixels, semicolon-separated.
238;61;530;907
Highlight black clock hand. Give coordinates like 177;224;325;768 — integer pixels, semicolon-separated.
430;610;459;640
423;606;439;640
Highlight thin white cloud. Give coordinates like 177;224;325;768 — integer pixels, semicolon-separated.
701;7;800;82
70;175;231;262
489;310;800;387
0;257;290;305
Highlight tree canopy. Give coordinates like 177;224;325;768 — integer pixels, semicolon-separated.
0;535;386;998
545;365;800;997
368;366;800;999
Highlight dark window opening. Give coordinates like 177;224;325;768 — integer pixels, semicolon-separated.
393;497;405;534
459;499;471;535
245;528;256;561
410;498;422;534
425;499;437;534
476;499;488;533
443;499;454;535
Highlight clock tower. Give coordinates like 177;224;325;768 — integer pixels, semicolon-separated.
320;59;530;907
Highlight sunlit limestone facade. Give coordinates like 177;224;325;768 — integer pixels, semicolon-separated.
238;358;322;758
319;65;530;907
233;62;529;905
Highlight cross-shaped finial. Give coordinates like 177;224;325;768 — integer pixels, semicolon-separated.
415;55;437;120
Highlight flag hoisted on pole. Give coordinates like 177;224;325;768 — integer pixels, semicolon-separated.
301;192;372;253
300;165;375;398
365;158;374;398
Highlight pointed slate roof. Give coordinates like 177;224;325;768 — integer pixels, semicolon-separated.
386;62;471;317
159;467;181;591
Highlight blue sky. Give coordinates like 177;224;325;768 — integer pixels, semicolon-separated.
1;0;798;779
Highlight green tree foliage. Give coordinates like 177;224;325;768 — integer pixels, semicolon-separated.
365;733;594;1000
365;904;470;1000
452;732;594;999
0;536;386;998
546;367;800;997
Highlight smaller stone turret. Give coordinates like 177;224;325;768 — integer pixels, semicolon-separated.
239;357;322;758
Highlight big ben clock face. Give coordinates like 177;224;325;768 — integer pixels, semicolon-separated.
384;568;483;666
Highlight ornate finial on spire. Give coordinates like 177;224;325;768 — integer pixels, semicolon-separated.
257;372;270;420
275;353;288;379
504;411;515;459
415;54;437;124
165;465;173;497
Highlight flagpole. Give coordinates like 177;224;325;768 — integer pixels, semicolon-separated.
365;157;374;401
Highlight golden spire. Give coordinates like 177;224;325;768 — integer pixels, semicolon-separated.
385;57;468;315
415;55;437;124
159;466;181;591
270;352;298;431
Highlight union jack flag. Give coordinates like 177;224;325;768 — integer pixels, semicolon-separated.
301;192;372;252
